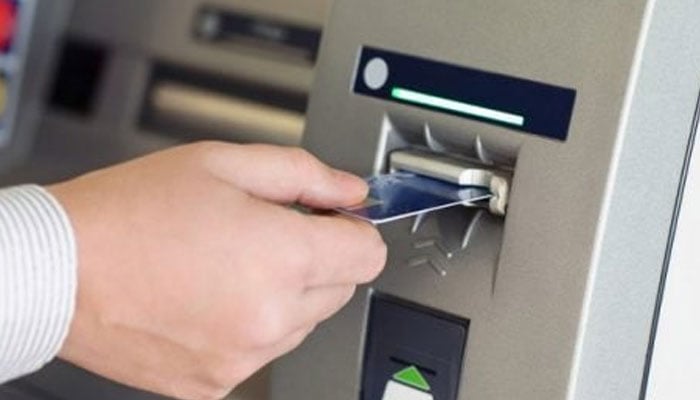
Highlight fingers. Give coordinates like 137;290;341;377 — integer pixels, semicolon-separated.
230;193;386;288
303;214;387;287
202;143;368;209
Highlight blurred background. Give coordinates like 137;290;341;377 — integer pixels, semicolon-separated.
0;0;332;398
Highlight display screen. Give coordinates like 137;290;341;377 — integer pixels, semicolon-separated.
353;47;577;141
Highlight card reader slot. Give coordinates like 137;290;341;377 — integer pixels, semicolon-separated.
389;148;511;215
377;114;520;176
390;149;496;187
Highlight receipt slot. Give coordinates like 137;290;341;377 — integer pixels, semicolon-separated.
361;295;467;400
271;1;700;399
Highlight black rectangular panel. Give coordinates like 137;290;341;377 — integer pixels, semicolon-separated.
354;46;577;141
49;38;108;116
361;293;468;400
194;6;322;63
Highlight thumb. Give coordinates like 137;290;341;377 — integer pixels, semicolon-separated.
204;143;368;208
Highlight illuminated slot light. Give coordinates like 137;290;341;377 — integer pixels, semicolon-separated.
391;87;525;127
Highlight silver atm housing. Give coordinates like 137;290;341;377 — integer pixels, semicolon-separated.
271;1;700;399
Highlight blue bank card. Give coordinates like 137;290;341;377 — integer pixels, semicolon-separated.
337;172;492;225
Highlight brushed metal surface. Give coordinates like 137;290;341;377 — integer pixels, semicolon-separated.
271;0;700;399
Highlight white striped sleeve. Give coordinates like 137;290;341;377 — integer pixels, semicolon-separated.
0;185;77;383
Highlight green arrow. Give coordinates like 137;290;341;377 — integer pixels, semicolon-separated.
393;366;431;392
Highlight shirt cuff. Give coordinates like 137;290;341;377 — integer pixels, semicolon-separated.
0;185;77;383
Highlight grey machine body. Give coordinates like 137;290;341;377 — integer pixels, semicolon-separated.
271;1;700;399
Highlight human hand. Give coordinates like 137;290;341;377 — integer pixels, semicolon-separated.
49;142;387;400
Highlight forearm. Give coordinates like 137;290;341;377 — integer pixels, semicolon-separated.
0;185;77;383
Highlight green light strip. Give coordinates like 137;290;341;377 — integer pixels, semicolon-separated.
391;87;525;127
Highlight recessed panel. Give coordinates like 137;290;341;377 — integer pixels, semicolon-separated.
361;293;468;400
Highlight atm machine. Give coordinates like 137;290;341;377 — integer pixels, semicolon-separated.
271;1;700;399
3;0;700;399
1;0;330;185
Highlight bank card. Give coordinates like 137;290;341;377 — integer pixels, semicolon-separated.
337;172;492;225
